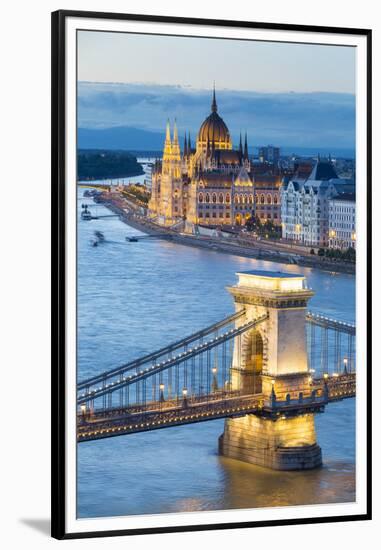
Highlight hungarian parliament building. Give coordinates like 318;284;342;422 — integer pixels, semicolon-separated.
148;88;282;228
147;88;355;249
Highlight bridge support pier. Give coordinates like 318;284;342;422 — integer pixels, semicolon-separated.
219;413;322;470
221;269;323;470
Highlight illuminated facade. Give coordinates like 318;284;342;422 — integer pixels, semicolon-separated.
148;88;282;227
328;194;356;249
219;270;322;470
280;158;355;246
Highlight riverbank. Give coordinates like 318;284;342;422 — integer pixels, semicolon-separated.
94;193;355;275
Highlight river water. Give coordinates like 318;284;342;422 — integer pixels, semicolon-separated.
77;188;356;519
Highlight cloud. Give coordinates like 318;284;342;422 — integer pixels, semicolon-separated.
78;82;355;148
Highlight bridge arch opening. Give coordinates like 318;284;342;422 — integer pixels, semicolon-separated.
240;329;264;394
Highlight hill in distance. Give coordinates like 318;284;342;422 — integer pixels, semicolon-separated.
78;126;165;151
78;126;355;159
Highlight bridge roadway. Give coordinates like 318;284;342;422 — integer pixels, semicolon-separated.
77;373;356;442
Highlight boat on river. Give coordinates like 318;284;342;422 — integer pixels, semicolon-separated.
81;205;92;220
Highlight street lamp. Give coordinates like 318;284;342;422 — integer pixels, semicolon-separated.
212;367;218;392
182;387;188;408
159;383;165;403
343;357;348;374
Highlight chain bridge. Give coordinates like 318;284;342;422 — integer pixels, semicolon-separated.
77;270;355;471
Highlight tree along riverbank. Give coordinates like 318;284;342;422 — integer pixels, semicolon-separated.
78;149;144;181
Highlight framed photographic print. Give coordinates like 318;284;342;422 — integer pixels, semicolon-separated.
51;9;372;539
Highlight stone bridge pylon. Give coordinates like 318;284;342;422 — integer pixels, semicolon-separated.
219;270;323;470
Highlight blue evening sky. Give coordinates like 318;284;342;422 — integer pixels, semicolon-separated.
77;31;356;149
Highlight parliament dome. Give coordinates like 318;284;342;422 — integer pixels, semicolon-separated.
197;88;231;146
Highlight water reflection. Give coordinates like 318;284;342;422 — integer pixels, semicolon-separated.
219;456;355;509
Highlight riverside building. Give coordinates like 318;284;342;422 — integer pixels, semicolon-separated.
280;158;355;247
328;193;356;250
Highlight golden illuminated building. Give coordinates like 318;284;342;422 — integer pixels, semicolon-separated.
148;87;282;227
219;270;322;470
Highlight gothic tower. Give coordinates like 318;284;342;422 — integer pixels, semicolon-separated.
157;120;183;225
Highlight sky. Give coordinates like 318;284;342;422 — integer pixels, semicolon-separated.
78;31;355;94
77;30;356;149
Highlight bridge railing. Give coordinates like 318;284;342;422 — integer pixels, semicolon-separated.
77;372;356;442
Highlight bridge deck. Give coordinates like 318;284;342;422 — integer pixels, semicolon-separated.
77;374;355;442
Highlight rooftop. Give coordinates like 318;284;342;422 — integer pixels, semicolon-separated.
331;192;356;202
308;159;338;181
237;270;303;279
235;270;308;293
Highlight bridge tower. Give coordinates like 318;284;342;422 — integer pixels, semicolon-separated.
219;270;322;470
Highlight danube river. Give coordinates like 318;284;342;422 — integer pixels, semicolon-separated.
77;188;356;519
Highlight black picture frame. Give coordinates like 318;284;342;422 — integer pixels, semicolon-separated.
51;9;372;540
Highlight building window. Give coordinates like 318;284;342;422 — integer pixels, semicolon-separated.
274;195;278;205
226;193;231;203
226;212;230;218
212;212;217;218
260;194;265;204
205;193;210;203
234;195;239;204
205;212;210;218
198;193;204;203
249;194;253;204
219;212;224;218
219;193;224;203
267;194;272;204
199;212;203;218
212;193;217;203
